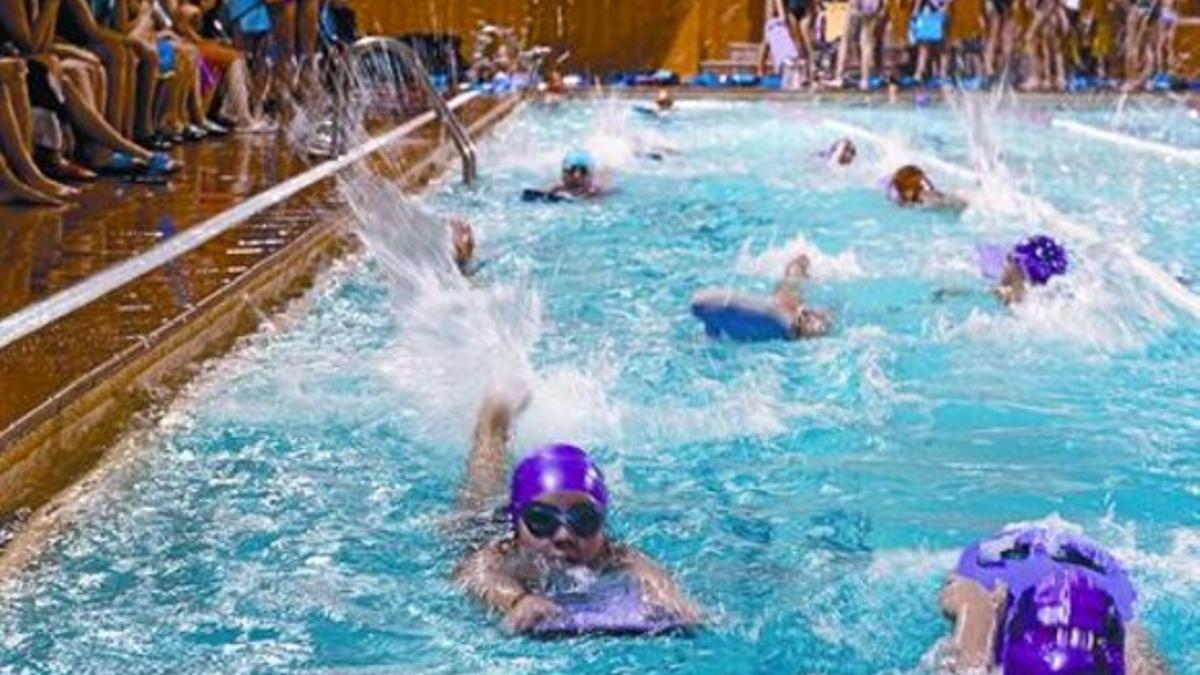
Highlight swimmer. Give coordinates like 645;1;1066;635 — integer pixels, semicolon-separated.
451;219;476;276
825;138;858;166
546;70;567;96
774;255;833;338
453;387;701;635
550;150;606;199
692;254;832;341
655;88;675;113
888;164;967;210
992;234;1068;305
542;71;567;106
940;525;1168;674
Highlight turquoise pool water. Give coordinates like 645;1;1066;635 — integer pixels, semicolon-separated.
2;98;1199;674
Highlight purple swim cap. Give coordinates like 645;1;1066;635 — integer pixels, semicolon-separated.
955;527;1137;625
1012;235;1069;286
508;444;608;527
1003;570;1125;675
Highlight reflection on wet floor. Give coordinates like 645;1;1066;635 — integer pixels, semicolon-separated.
0;131;336;435
0;96;500;446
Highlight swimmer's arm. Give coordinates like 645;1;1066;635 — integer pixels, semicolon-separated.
456;387;529;513
1127;625;1172;675
926;191;970;212
454;542;526;612
939;574;1007;670
620;547;702;624
773;284;803;315
995;262;1027;306
454;542;561;631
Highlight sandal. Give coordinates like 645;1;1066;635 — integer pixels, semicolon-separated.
94;152;148;176
145;152;182;176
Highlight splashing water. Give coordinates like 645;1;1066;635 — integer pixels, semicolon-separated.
1;96;1199;674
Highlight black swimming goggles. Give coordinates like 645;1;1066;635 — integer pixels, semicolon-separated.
564;164;591;178
520;501;605;539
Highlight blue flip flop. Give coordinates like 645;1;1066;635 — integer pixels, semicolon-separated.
95;152;146;176
145;152;181;176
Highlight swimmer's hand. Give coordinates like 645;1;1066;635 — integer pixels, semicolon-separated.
940;575;1007;670
504;593;561;633
482;378;532;419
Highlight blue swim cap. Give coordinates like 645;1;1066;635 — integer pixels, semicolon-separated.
562;149;595;173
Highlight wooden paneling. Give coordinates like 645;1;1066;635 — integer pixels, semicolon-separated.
352;0;1200;78
354;0;765;74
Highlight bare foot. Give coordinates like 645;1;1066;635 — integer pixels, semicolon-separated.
28;175;80;199
785;254;811;281
0;185;66;207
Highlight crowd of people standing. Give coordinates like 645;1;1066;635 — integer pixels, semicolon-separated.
783;0;1186;90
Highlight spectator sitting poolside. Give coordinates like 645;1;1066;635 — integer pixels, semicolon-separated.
2;0;179;177
0;58;77;204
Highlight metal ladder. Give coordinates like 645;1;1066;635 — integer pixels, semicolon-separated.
340;36;479;186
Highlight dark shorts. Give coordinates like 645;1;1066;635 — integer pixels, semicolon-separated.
988;0;1015;14
26;60;67;115
787;0;811;19
55;4;92;47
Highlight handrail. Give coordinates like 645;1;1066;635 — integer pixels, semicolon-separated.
349;36;479;186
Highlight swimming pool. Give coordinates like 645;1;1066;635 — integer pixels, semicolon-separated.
1;97;1198;674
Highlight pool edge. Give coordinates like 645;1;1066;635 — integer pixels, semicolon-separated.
0;93;524;575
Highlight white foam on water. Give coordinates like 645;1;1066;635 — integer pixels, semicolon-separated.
866;547;961;582
734;234;866;282
823;112;1200;334
339;166;623;449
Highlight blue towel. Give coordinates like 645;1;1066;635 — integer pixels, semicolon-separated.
227;0;272;36
157;38;176;75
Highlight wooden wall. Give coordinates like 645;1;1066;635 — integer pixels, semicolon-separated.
353;0;763;74
354;0;1199;78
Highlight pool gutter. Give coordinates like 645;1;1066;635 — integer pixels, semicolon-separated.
0;93;523;570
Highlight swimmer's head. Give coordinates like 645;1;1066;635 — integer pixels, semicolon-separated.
547;70;566;93
451;219;475;272
1003;570;1125;675
656;88;674;111
830;138;857;166
1010;234;1068;286
509;444;609;564
562;149;595;192
890;165;933;205
796;308;831;338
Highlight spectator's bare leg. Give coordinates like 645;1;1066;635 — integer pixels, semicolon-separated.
272;0;298;99
802;15;818;83
131;39;160;140
860;15;879;88
175;44;206;127
0;61;32;148
92;39;133;135
0;152;63;206
835;13;859;86
61;78;154;162
984;10;1000;77
916;43;931;80
0;86;76;199
1122;11;1143;88
297;0;321;92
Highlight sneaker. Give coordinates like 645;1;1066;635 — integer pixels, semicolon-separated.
182;125;208;142
203;119;230;136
